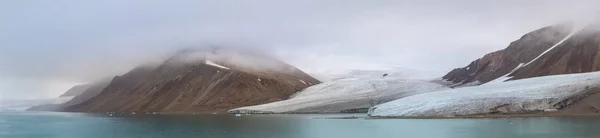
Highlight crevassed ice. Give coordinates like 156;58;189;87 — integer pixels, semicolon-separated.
369;71;600;117
229;69;448;113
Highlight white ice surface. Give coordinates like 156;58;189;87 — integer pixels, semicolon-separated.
329;68;441;81
229;70;448;113
369;71;600;117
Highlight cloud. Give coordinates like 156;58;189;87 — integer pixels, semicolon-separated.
1;0;599;99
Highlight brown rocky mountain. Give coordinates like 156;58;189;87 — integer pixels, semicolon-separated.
64;49;320;113
444;24;600;86
508;25;600;80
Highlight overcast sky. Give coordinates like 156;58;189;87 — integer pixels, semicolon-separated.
1;0;598;100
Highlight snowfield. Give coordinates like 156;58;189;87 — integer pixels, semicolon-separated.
229;69;448;113
368;71;600;117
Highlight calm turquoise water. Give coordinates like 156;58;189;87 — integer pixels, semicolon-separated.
3;111;600;138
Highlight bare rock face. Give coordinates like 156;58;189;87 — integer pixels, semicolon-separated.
64;48;320;113
442;25;572;86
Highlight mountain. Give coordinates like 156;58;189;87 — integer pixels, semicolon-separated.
369;24;600;117
507;24;600;80
229;69;448;114
63;48;320;113
442;24;572;86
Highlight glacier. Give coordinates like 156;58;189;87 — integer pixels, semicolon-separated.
229;69;448;113
368;71;600;117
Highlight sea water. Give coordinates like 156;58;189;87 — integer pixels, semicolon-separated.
2;111;600;138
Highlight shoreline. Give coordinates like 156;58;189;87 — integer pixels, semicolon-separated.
66;110;600;119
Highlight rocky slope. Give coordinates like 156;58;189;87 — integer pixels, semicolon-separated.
63;48;320;113
507;24;600;80
442;25;572;86
445;24;600;86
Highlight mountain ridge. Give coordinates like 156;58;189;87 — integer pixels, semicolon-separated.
64;48;320;113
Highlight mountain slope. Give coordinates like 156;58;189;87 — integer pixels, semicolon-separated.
229;69;448;113
442;25;572;86
507;25;600;80
64;49;320;113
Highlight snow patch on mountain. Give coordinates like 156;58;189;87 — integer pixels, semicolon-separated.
171;48;303;75
369;71;600;117
523;26;581;67
485;63;524;84
299;80;306;85
486;26;581;84
205;60;230;69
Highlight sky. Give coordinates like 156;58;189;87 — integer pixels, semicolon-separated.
1;0;599;100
